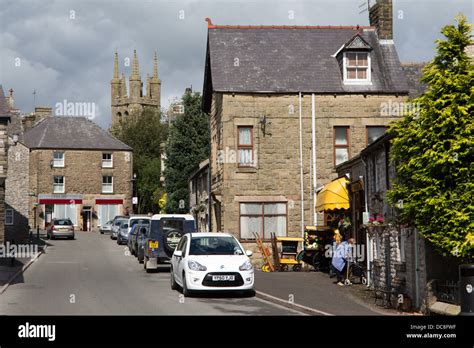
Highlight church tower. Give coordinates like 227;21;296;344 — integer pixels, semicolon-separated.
111;50;161;127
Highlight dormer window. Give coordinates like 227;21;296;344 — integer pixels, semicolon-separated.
334;33;373;85
344;52;370;82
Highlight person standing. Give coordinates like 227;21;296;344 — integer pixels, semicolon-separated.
331;238;355;286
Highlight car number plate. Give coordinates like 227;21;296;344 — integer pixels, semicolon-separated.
212;275;235;281
149;241;158;249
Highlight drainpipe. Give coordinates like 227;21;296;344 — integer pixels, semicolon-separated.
298;92;304;237
362;156;371;287
414;228;420;309
311;94;317;227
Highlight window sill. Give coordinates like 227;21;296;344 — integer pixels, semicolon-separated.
236;167;257;173
343;80;373;85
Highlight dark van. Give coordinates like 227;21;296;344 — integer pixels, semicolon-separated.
143;214;196;272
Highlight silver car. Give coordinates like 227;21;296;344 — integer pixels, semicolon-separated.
99;220;113;234
111;218;127;240
117;221;129;245
46;219;75;240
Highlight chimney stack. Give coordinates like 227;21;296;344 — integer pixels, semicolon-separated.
34;106;52;123
369;0;393;40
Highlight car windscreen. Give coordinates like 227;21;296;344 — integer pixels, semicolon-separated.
115;220;126;226
55;219;72;226
189;237;244;256
121;223;128;229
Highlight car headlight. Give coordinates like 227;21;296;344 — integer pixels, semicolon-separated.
239;260;253;271
188;260;207;271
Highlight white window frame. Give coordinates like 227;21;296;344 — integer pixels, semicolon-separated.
343;51;371;85
102;153;113;168
53;151;65;168
102;176;113;193
53;176;65;193
5;209;13;225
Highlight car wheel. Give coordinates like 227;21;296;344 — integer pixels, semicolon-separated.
170;267;179;290
182;272;191;297
100;231;104;234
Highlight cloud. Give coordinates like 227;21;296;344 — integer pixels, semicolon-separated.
1;0;472;128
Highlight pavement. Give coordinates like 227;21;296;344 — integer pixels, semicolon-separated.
0;237;46;293
254;270;390;315
0;231;299;315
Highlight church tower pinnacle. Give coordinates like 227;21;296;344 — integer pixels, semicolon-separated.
111;50;161;127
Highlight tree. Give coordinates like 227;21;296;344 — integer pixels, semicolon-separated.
387;15;473;261
110;108;168;214
164;92;209;213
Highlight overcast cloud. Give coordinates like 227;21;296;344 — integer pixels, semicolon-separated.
1;0;472;128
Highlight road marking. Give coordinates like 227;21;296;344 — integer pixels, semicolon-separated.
255;290;334;316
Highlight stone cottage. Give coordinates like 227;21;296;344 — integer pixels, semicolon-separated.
202;0;410;255
5;113;133;240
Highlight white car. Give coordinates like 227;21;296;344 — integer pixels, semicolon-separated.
170;233;254;297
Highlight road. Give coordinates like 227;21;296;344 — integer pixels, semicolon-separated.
0;231;298;315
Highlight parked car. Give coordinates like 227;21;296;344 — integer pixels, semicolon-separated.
117;221;130;245
127;216;151;234
170;233;254;297
99;220;113;234
111;217;128;240
46;218;75;240
143;214;195;272
128;224;141;255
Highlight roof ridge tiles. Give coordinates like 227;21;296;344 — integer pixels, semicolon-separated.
205;18;374;30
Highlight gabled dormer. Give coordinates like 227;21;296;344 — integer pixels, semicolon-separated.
334;33;373;85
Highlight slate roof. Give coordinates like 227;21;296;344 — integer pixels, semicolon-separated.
0;85;11;119
22;116;132;151
203;23;410;111
401;62;427;98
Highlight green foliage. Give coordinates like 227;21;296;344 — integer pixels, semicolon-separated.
110;108;168;214
387;15;474;261
164;92;209;213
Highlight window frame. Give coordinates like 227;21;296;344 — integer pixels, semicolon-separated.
53;151;65;168
366;126;387;145
5;208;13;225
343;51;371;84
102;175;114;193
53;175;65;193
237;126;254;168
239;202;288;241
102;153;113;168
333;126;350;166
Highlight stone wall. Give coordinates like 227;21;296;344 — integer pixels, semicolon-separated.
0;122;8;243
5;141;30;242
210;92;407;246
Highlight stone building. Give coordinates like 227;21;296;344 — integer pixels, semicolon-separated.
5;113;133;238
0;85;12;244
188;159;210;232
111;50;161;126
337;134;462;313
202;0;410;254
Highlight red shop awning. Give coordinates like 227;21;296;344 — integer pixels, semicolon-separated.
95;199;123;205
39;199;83;204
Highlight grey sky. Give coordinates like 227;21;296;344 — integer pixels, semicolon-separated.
1;0;472;128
